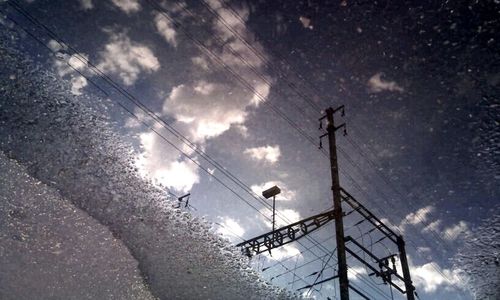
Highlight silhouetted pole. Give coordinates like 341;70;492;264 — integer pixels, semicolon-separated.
262;186;281;234
272;195;276;233
397;236;416;300
325;107;349;300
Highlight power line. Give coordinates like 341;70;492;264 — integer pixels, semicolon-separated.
259;208;363;275
3;6;348;297
6;4;339;287
144;2;374;284
5;0;284;217
5;1;454;296
0;8;328;298
171;1;460;292
206;0;462;275
212;215;327;298
199;0;323;114
2;0;273;220
307;248;336;296
271;226;398;299
345;134;458;243
175;0;461;293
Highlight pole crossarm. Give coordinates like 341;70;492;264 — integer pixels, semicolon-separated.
340;188;417;299
340;187;399;244
345;237;405;282
345;246;406;294
235;106;417;300
338;186;417;299
236;209;336;257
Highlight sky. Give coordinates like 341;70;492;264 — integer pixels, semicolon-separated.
1;0;499;299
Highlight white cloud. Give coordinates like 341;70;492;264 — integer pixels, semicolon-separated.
79;0;93;10
216;217;245;241
422;219;442;233
203;0;271;99
262;244;302;261
244;145;281;164
443;221;470;241
191;56;210;70
154;12;177;47
135;131;199;193
368;73;404;93
259;207;301;229
48;41;91;96
411;262;465;293
392;257;466;294
153;161;199;193
348;266;367;280
97;31;160;86
251;181;296;202
250;81;271;107
68;53;89;71
276;209;301;226
380;217;402;233
164;81;251;142
234;124;249;138
160;1;271;143
124;108;148;128
399;207;469;242
402;205;434;226
70;76;88;95
52;51;89;77
143;0;272;194
111;0;140;13
48;39;67;52
416;247;431;254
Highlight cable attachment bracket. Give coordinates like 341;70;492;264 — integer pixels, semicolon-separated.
318;114;327;130
335;123;347;136
333;105;345;117
319;133;328;149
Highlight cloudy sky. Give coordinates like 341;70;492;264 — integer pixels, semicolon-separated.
2;0;498;299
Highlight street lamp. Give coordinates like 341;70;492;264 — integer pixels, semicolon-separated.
262;185;281;233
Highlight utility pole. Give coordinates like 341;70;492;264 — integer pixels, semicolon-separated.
397;236;416;300
238;105;417;300
272;194;276;233
341;188;417;300
321;106;349;300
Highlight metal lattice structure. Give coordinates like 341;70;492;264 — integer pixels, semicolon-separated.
236;209;336;257
340;188;416;299
236;107;417;300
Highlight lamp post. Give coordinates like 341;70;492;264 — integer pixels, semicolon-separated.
262;185;281;233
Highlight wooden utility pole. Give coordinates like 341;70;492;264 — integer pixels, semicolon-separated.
397;236;416;300
323;106;349;300
239;105;417;300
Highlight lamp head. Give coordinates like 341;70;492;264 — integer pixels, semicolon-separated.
262;185;281;199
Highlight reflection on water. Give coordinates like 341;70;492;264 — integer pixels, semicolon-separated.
0;32;295;300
